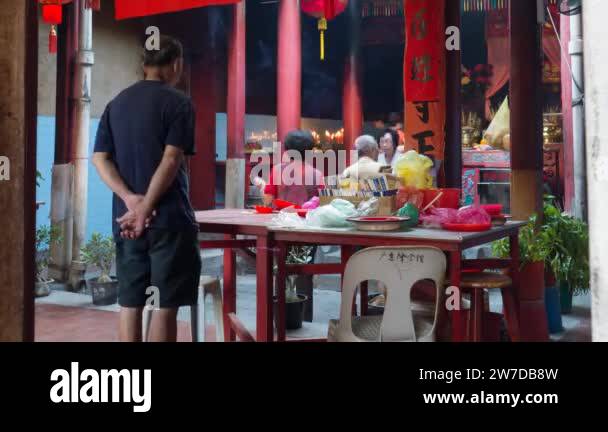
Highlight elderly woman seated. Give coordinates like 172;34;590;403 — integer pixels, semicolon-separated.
342;135;383;181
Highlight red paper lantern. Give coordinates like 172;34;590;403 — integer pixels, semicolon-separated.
302;0;347;20
42;4;63;25
302;0;348;60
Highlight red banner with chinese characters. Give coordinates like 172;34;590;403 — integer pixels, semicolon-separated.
404;0;443;102
403;0;446;163
115;0;240;20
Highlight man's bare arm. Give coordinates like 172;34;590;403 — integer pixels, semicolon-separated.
141;144;184;212
92;152;133;202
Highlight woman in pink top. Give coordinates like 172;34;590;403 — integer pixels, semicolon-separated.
263;130;324;206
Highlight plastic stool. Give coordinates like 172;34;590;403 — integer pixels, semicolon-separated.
142;276;223;342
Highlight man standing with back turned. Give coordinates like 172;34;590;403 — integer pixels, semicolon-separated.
92;36;201;342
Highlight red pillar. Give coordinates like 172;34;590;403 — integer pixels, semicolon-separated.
342;0;363;166
189;11;221;210
224;1;247;209
227;2;246;160
561;14;574;212
277;0;302;145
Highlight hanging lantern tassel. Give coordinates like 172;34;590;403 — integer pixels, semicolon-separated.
318;17;327;61
49;25;58;54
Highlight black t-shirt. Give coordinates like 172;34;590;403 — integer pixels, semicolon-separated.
94;80;198;238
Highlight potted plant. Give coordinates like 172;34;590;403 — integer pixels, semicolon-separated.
492;212;552;341
35;225;61;297
81;233;118;306
492;212;552;301
541;199;589;313
275;246;314;330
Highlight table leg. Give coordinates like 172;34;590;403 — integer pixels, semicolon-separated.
223;234;236;342
506;234;522;342
471;289;484;342
341;245;357;316
275;243;288;342
360;281;369;316
449;251;465;342
256;234;274;342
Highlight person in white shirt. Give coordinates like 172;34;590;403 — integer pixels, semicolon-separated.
377;128;404;173
342;135;382;181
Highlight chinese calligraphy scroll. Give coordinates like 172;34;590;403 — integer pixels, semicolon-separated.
403;0;446;164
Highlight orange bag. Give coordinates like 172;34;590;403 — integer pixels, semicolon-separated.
396;186;425;210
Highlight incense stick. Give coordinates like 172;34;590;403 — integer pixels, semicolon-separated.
422;192;444;213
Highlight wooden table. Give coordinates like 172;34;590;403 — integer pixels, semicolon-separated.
196;209;525;342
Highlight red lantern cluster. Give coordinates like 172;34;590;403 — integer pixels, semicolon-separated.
301;0;348;60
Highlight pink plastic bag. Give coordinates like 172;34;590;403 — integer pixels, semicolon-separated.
455;206;491;224
301;196;320;210
419;208;458;228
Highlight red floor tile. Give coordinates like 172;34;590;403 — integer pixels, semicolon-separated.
35;304;193;342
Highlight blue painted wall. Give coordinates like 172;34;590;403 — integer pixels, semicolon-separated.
36;116;113;239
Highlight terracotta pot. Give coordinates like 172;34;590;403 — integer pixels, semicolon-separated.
518;261;545;301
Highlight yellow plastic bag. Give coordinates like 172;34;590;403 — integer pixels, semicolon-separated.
394;150;434;189
484;96;510;149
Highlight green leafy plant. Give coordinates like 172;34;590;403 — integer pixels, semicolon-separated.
36;225;61;282
542;198;589;294
80;233;115;283
492;213;553;266
492;196;589;294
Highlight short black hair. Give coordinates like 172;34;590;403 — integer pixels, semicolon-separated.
380;128;400;150
143;35;183;67
284;130;314;160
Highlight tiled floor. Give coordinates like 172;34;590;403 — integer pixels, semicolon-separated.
35;279;592;342
35;304;193;342
34;244;592;342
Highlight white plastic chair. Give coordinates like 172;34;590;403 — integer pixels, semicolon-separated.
142;276;224;342
328;246;446;342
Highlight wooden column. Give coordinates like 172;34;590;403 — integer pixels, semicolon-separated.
277;0;302;145
509;0;544;220
0;0;38;341
49;0;79;282
444;0;462;189
54;0;79;164
190;10;221;211
225;2;246;209
342;0;363;166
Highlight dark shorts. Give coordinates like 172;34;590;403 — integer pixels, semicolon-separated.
116;229;202;308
